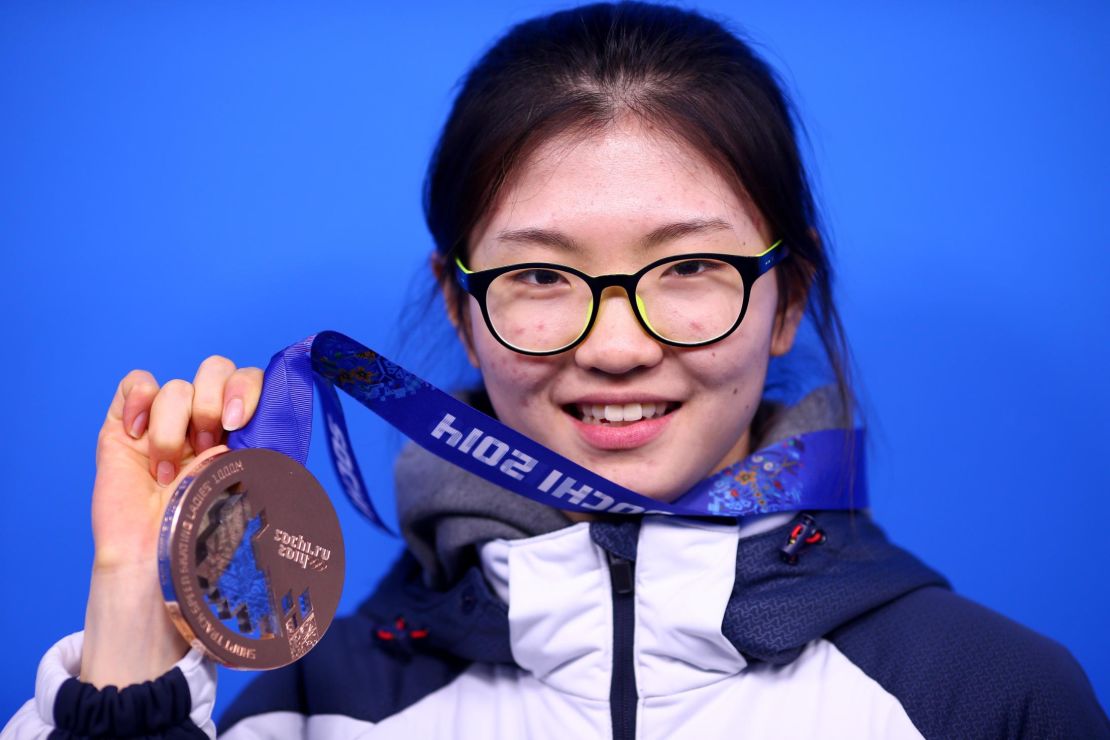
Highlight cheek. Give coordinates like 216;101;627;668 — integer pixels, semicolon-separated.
685;319;775;389
684;274;781;385
468;314;559;415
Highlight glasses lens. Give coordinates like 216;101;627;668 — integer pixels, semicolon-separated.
636;257;745;344
486;267;593;352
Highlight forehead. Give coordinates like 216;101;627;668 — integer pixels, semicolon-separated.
468;117;768;267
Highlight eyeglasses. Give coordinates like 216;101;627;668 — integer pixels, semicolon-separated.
454;239;788;356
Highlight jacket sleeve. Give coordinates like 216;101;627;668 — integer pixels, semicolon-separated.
1;631;217;739
829;586;1110;739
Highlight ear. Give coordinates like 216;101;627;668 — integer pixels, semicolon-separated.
769;227;818;357
430;253;481;368
770;288;806;357
768;228;821;359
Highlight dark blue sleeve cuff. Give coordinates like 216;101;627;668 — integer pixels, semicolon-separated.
52;667;207;739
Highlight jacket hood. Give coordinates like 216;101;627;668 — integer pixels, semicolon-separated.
379;385;948;667
393;384;853;587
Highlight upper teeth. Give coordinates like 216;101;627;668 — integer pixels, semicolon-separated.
576;402;668;423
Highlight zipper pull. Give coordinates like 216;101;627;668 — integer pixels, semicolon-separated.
607;551;635;595
779;513;826;565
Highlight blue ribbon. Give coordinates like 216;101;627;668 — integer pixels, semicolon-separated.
229;331;867;534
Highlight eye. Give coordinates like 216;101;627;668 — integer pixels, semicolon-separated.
665;259;720;277
513;268;569;287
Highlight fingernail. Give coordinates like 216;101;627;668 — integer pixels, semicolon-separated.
197;430;215;451
129;411;148;439
223;397;244;430
157;461;175;486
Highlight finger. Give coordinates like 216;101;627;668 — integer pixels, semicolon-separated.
106;370;160;440
154;442;233;516
147;380;194;486
165;442;230;501
221;367;264;432
190;355;236;453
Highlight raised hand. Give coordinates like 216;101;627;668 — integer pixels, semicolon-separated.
80;356;263;688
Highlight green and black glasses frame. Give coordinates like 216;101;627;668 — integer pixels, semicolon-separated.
454;239;788;356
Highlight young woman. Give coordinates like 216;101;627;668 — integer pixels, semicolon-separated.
5;3;1107;738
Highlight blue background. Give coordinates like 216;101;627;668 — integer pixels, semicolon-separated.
2;0;1108;722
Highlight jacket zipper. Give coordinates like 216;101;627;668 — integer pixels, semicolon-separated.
607;551;637;740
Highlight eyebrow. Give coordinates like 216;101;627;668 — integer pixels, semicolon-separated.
641;218;733;249
494;218;734;253
495;227;580;253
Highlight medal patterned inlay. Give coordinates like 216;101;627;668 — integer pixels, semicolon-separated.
158;448;344;670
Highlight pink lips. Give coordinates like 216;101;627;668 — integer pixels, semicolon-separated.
569;410;674;450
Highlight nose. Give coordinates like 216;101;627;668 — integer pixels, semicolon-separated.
573;286;664;374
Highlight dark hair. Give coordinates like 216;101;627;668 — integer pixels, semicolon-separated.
423;1;855;426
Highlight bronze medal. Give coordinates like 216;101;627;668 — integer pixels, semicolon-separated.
157;447;345;669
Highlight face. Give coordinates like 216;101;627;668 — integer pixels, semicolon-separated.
451;116;803;503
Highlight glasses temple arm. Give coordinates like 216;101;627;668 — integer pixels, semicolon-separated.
757;239;788;275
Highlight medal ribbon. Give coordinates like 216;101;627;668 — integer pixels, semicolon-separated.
228;331;866;533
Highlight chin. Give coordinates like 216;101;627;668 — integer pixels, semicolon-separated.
584;458;696;504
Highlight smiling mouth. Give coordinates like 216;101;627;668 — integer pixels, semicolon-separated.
566;402;681;426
